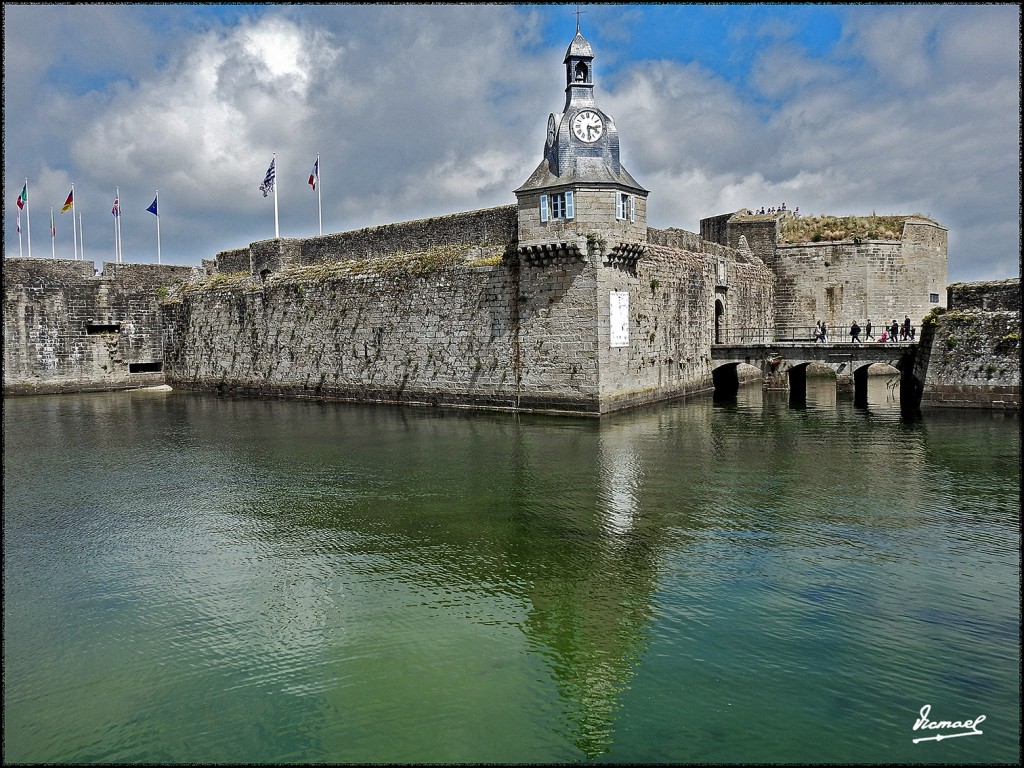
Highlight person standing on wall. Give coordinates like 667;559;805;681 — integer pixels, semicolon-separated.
850;320;861;344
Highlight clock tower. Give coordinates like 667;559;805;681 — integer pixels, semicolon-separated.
515;22;648;267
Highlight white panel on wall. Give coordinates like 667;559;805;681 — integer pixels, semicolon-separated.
610;291;629;348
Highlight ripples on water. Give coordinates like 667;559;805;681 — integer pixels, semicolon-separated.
3;377;1019;763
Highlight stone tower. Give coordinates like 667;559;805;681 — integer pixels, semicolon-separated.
514;22;648;267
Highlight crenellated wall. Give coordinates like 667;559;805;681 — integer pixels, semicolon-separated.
3;258;196;394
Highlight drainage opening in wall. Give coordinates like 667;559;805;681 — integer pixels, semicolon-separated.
129;361;163;373
86;323;121;334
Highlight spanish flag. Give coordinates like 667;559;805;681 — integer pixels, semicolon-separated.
61;189;74;213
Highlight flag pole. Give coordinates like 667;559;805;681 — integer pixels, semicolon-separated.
316;153;322;236
113;187;121;263
273;153;280;239
24;178;32;258
71;184;78;260
79;212;85;262
17;209;23;257
50;207;55;259
155;190;161;264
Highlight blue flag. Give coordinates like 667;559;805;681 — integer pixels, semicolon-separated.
146;197;158;216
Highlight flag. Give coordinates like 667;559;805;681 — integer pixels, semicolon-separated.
260;157;276;197
112;196;120;217
147;196;158;216
61;189;74;213
17;183;27;209
308;157;318;190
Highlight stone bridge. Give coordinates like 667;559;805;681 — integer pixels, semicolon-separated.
711;339;922;410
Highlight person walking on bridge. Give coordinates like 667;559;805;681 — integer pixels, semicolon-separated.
890;319;900;343
865;319;874;340
850;321;861;344
902;315;912;341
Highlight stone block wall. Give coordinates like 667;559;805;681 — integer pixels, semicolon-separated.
920;311;1020;409
700;212;948;340
3;258;195;394
948;278;1020;312
517;189;648;247
918;278;1020;410
771;219;946;338
217;206;520;277
163;255;602;413
164;225;772;415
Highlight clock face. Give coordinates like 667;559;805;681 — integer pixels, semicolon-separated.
572;110;604;143
546;114;556;147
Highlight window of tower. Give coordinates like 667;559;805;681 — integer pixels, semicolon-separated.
575;62;588;82
540;191;575;222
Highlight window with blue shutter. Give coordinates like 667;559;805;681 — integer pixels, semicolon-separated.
540;194;549;222
565;190;574;219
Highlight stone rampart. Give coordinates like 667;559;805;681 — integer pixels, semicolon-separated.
770;219;947;337
3;258;195;395
918;278;1020;410
947;278;1020;313
215;206;519;277
164;231;773;415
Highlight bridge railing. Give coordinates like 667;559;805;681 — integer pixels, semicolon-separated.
714;326;915;345
714;327;814;345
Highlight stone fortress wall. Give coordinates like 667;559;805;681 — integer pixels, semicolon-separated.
702;211;948;339
3;259;196;394
160;209;773;415
917;278;1020;409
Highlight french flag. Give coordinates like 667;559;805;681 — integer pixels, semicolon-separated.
308;157;318;190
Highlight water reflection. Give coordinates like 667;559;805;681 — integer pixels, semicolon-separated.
3;389;1020;763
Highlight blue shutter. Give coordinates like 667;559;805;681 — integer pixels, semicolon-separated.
566;190;574;219
628;194;635;223
615;192;624;220
540;194;549;223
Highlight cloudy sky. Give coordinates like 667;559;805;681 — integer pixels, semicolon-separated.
4;3;1020;282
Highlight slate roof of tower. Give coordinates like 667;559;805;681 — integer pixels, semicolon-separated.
564;30;594;62
515;158;647;194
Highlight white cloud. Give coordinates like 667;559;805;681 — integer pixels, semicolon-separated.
4;4;1018;281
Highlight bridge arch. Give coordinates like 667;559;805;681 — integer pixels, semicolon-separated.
710;342;921;413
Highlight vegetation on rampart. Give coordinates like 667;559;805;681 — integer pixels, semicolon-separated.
173;244;506;297
778;213;936;244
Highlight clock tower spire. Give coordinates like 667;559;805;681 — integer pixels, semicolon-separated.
514;22;648;267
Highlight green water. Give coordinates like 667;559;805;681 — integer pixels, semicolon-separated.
3;379;1020;763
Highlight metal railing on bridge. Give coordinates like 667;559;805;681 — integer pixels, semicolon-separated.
714;326;917;345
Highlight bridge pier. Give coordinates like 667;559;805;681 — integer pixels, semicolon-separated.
711;341;922;413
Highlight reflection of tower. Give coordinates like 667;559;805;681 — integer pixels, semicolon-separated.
599;425;641;537
516;416;671;757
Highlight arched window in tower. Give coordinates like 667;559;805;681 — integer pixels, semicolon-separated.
574;62;588;82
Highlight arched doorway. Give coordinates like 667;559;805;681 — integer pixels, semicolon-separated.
714;298;725;344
